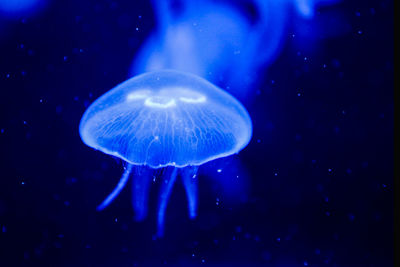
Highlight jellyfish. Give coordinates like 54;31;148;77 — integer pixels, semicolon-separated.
131;0;342;100
79;70;252;236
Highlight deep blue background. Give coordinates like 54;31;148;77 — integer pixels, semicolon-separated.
0;0;394;266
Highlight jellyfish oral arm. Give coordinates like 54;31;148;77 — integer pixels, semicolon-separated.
96;164;133;211
157;168;178;237
132;167;152;221
181;166;199;219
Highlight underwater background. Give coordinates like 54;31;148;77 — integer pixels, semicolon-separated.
0;0;394;266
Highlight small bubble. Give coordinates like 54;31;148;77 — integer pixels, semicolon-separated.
332;59;340;68
56;105;63;114
333;233;339;240
217;169;222;173
317;184;323;192
370;8;376;15
63;56;68;61
334;126;340;133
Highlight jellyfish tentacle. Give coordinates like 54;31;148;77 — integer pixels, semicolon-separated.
132;167;152;221
97;164;133;211
156;167;178;237
181;166;199;219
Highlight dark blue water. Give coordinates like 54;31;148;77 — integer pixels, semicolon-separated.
0;0;394;266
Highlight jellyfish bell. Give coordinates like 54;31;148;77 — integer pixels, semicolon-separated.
80;70;252;167
79;70;252;236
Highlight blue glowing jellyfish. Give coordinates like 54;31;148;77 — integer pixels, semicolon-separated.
131;0;342;100
79;70;252;236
